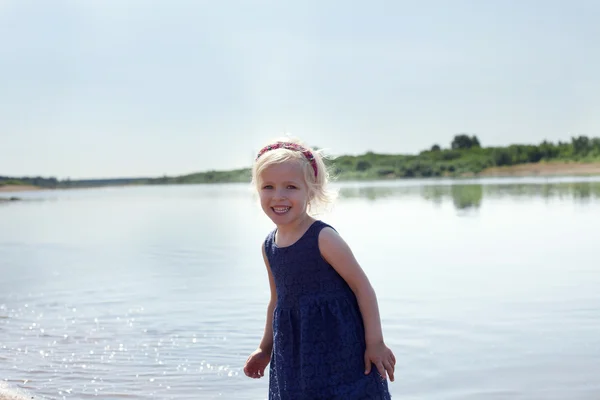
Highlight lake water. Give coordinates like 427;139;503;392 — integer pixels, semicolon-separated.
1;177;600;400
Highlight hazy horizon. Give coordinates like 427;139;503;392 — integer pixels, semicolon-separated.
2;0;599;179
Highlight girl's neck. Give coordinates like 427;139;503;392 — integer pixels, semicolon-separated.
275;214;315;242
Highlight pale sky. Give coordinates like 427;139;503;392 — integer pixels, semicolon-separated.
1;0;599;179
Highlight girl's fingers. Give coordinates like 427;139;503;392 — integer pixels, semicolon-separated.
245;363;256;378
364;353;371;374
384;360;395;382
246;366;267;379
376;361;387;380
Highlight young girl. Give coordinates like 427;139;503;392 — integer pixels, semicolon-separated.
243;138;395;399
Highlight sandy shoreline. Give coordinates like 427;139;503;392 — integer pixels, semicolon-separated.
0;383;37;400
0;185;43;193
0;393;36;400
478;162;600;177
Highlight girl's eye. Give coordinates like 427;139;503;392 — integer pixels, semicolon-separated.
287;185;297;189
262;185;273;190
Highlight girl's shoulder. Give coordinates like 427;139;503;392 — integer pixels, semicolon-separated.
304;220;338;240
314;220;338;235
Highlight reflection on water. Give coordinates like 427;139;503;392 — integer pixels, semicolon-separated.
338;179;600;210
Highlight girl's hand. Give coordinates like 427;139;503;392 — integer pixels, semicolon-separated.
243;348;271;379
364;341;396;382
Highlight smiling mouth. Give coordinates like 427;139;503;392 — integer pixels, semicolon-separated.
272;207;290;215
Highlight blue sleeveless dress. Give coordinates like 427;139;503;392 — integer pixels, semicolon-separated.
264;220;391;400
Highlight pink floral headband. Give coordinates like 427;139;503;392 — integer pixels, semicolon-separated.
255;142;318;177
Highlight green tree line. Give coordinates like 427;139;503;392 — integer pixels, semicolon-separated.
329;134;600;180
2;134;600;188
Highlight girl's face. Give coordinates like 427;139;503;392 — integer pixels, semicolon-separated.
258;160;310;226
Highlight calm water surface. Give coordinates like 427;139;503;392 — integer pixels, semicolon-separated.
1;178;600;399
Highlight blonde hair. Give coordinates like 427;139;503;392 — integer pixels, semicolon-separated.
251;136;337;215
